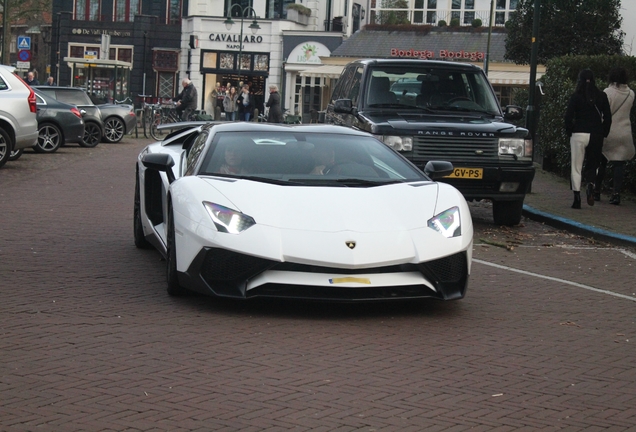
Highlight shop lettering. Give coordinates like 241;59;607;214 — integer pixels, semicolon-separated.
71;28;131;37
209;34;263;44
391;48;484;61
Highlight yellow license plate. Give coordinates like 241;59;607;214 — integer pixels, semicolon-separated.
444;168;483;179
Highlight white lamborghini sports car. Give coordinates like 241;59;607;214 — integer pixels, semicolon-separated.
134;122;473;301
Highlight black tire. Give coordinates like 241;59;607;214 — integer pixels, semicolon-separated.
9;148;24;161
134;169;152;249
492;199;524;226
166;199;187;296
149;116;164;141
80;122;102;148
103;117;125;143
35;123;63;153
0;127;13;168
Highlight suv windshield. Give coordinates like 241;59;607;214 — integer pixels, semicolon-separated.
365;66;501;115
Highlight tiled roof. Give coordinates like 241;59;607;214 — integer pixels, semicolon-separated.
331;28;509;63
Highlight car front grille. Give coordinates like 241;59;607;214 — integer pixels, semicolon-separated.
412;135;499;163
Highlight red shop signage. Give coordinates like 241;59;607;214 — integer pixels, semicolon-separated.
390;48;485;61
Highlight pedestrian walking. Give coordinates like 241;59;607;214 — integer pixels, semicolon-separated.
265;85;284;123
594;67;635;205
237;84;253;122
564;69;612;209
223;86;238;121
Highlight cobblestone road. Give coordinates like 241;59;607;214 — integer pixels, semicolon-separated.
1;138;635;431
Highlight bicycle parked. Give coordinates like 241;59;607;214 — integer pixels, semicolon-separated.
149;103;198;141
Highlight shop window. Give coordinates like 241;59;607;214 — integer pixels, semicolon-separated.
463;11;474;24
168;0;182;24
114;0;140;22
426;11;436;24
264;0;296;19
413;11;423;23
203;52;217;68
75;0;100;21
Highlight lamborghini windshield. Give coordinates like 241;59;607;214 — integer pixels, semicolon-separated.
365;66;501;115
199;131;426;184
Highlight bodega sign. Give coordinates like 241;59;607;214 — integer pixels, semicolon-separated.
391;48;485;61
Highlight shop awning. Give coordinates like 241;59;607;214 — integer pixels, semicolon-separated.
63;57;133;69
487;70;544;85
298;64;345;79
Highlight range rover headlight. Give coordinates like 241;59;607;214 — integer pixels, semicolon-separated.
427;206;461;238
203;202;255;234
375;135;413;152
499;138;526;157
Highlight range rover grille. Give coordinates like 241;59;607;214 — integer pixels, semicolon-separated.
412;136;499;162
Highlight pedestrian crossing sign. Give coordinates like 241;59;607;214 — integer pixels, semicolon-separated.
18;36;31;50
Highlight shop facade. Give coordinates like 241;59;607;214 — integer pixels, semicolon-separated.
50;0;182;105
295;28;544;111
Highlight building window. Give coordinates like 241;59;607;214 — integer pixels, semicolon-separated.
114;0;140;22
75;0;100;21
158;72;176;98
168;0;182;24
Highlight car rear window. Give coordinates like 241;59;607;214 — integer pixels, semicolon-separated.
53;90;92;105
0;76;8;91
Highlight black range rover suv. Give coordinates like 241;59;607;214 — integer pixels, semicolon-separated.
325;59;535;226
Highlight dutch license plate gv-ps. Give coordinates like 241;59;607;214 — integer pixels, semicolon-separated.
445;167;483;179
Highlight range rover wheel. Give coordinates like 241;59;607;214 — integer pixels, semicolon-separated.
492;199;524;226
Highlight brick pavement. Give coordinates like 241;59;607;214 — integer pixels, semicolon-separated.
1;138;636;431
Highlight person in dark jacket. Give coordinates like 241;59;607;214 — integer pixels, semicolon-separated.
173;78;198;121
564;69;612;209
237;85;253;121
25;72;40;86
266;85;284;123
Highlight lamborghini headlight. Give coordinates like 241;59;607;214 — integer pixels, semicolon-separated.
375;135;413;151
427;206;461;238
203;202;255;234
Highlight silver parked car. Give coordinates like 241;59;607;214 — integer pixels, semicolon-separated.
0;65;38;168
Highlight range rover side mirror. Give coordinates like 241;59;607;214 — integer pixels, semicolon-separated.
504;105;523;121
334;99;354;114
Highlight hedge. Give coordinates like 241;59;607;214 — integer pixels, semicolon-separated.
533;55;636;194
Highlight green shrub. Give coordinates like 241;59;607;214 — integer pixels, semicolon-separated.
449;18;460;27
536;55;636;193
471;18;482;28
438;20;447;27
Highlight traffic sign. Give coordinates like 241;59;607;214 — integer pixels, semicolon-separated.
16;61;30;70
18;50;31;62
84;50;98;60
17;36;31;50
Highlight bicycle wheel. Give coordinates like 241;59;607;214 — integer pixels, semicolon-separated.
150;114;166;140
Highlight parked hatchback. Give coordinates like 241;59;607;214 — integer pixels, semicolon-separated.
0;65;38;168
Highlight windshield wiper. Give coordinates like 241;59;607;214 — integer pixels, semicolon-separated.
334;178;400;187
429;105;497;116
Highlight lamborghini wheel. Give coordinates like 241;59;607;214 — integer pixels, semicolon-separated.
167;198;187;296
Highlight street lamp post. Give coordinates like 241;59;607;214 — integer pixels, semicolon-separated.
224;5;260;85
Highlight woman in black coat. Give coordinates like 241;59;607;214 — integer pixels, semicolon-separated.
237;85;254;121
564;69;612;209
266;85;284;123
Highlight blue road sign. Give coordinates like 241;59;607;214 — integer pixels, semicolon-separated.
18;36;31;50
